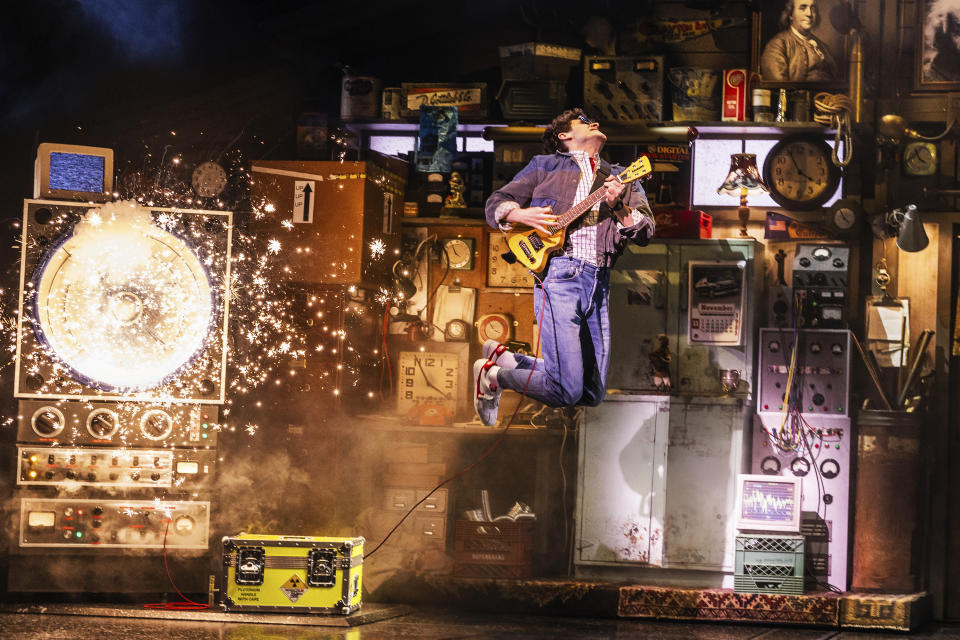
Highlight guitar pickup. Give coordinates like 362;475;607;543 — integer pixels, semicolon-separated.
527;233;544;251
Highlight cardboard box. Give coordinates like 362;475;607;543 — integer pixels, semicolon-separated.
222;534;364;614
653;209;712;238
721;69;758;122
250;153;407;285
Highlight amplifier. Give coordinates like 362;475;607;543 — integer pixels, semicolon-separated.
584;56;664;123
17;400;218;447
734;534;804;595
17;445;215;490
792;244;849;328
19;498;209;548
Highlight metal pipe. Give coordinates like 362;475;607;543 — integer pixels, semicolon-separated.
897;329;934;408
850;331;894;410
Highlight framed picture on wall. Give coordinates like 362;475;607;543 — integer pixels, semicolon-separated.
916;0;960;89
751;0;848;88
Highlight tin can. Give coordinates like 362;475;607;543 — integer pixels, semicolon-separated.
340;75;380;121
790;90;811;122
752;89;773;122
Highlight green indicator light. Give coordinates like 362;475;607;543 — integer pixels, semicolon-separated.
836;444;840;449
76;531;82;538
808;406;813;411
201;433;208;439
838;407;843;412
202;423;208;429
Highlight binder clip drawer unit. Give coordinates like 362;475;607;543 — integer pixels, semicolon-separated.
222;534;364;614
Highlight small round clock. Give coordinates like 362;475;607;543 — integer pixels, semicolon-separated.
191;161;228;198
440;237;475;270
825;197;863;237
476;313;513;344
763;135;841;210
903;141;938;176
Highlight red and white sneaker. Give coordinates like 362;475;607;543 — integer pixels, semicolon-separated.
473;358;502;426
481;339;518;370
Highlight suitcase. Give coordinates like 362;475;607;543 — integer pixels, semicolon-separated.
221;534;364;614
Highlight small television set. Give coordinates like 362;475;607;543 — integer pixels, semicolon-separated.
734;473;802;533
34;142;114;202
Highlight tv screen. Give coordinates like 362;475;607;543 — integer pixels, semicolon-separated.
735;474;801;533
49;152;106;193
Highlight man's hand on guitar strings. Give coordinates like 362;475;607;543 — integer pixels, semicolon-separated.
602;175;626;206
505;206;558;234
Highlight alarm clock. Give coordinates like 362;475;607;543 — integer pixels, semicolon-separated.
902;141;938;176
440;237;475;270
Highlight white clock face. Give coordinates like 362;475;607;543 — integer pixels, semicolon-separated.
477;313;512;343
441;238;474;270
487;232;534;288
32;204;215;390
833;207;856;230
397;350;460;415
192;161;227;198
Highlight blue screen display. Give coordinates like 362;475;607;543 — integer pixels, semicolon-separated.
49;152;105;193
740;480;797;523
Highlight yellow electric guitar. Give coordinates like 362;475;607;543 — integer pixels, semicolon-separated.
504;157;652;272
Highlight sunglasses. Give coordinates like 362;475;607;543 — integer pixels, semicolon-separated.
576;114;595;125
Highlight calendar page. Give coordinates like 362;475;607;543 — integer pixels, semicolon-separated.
687;261;746;345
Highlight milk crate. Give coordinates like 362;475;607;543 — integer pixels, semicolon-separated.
453;520;533;579
734;533;804;595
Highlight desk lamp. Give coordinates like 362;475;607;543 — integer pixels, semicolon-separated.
717;153;768;237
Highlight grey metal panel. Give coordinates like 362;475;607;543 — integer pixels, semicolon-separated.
675;241;758;395
607;244;669;392
662;398;746;571
576;395;669;567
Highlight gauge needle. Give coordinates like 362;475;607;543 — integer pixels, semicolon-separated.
415;357;449;398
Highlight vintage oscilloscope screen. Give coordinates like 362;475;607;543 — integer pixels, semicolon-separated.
49;152;105;193
735;474;801;533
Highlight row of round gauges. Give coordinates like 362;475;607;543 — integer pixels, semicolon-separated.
31;406;188;441
761;455;841;479
767;340;845;355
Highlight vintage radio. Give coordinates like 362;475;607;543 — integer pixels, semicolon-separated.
250;153;407;286
222;534;364;614
584;56;664;123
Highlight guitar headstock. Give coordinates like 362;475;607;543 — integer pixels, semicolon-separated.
617;157;653;184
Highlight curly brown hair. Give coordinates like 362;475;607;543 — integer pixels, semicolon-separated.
542;108;591;154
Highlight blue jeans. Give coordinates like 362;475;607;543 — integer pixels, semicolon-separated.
497;256;610;407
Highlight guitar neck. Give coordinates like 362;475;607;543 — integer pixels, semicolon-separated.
548;176;621;234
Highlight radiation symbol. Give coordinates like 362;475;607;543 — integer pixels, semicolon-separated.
280;574;308;603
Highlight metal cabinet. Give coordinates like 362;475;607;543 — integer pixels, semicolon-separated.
576;395;669;567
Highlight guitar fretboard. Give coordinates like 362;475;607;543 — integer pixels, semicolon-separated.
545;178;620;235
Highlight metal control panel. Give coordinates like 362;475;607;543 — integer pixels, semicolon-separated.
17;446;215;489
19;498;209;548
757;328;851;417
17;400;219;447
752;414;851;591
792;244;849;328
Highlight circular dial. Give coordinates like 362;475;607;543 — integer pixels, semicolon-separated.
32;203;215;391
31;406;65;437
763;136;841;209
174;515;196;536
396;350;461;416
440;238;474;270
477;313;513;344
140;409;174;441
191;161;228;198
832;206;856;230
811;246;831;261
820;458;840;479
86;408;119;439
444;319;468;341
903;141;938;176
760;456;781;474
790;457;811;477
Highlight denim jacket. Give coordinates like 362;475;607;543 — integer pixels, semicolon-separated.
485;152;655;268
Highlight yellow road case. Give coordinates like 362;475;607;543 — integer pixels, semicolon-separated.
222;534;364;614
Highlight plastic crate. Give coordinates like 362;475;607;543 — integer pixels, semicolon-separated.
453;520;533;578
734;533;804;595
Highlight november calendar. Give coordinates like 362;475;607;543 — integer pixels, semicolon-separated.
687;261;746;345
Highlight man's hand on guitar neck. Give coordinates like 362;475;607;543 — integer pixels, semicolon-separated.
505;206;558;234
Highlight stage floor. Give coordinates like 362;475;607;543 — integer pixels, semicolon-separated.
0;603;958;639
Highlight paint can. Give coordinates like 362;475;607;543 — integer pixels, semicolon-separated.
340;75;380;121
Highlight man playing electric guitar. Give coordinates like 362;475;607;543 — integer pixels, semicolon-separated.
475;108;655;425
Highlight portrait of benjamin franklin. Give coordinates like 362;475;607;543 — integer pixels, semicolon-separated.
760;0;838;83
920;0;960;84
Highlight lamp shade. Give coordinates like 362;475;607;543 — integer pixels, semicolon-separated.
896;204;929;252
717;153;769;195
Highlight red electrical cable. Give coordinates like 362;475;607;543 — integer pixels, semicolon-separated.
144;519;210;611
